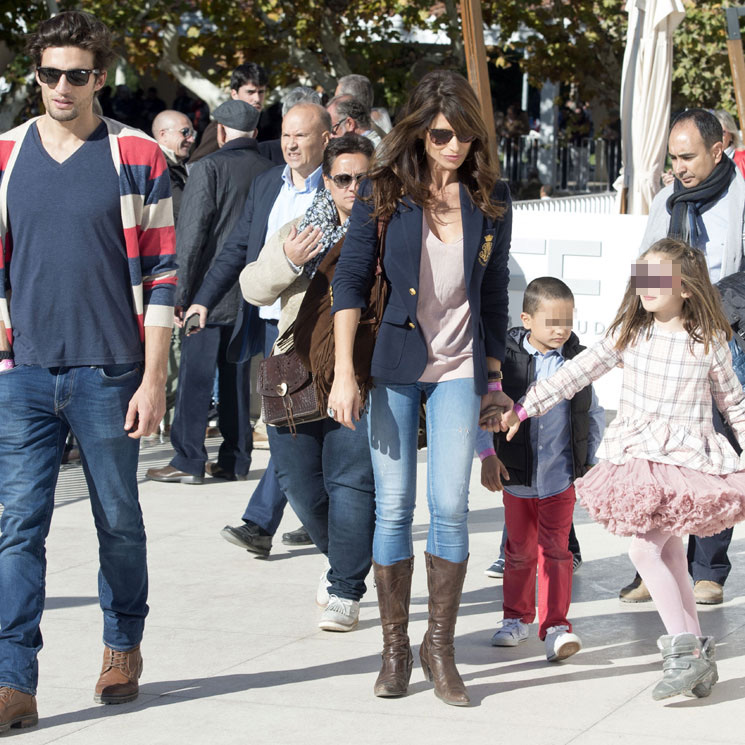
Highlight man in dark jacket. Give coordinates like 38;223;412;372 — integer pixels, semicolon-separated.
147;100;273;483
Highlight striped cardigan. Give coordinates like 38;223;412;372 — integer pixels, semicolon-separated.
0;116;177;348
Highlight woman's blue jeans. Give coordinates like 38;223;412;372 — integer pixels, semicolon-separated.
267;413;375;601
368;378;481;565
0;364;148;695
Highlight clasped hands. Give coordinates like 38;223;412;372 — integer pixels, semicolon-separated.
479;391;522;440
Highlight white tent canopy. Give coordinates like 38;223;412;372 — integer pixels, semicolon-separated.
617;0;686;215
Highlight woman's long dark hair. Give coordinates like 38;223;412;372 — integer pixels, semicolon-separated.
607;238;731;354
367;70;506;221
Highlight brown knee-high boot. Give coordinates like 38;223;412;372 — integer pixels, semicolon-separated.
373;557;414;697
419;552;469;706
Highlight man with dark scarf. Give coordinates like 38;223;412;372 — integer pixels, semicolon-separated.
620;108;745;606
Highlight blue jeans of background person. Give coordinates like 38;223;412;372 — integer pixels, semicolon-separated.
170;323;252;476
368;378;481;565
0;364;147;695
267;414;375;600
241;319;288;535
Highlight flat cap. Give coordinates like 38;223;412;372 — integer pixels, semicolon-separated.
212;99;260;133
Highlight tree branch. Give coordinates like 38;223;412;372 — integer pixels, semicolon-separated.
157;23;226;110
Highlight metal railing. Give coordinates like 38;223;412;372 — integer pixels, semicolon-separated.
499;135;623;193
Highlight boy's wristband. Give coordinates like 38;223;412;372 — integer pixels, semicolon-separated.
478;447;496;461
487;381;502;392
513;403;528;422
0;358;14;371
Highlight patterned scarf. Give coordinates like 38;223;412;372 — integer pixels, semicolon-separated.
297;188;348;279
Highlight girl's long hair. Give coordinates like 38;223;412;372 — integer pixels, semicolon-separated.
607;238;732;354
367;69;506;221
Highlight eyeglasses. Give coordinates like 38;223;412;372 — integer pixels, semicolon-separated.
169;127;196;139
37;67;100;86
330;119;347;135
331;173;366;188
426;128;476;146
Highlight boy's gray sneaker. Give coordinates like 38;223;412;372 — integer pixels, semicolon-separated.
318;595;359;632
491;618;529;647
545;625;581;662
652;632;712;700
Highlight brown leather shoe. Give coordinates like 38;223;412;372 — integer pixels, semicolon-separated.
419;552;470;706
694;580;724;605
94;645;143;704
0;687;38;734
146;465;204;484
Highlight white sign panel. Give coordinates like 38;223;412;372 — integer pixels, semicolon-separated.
509;211;649;410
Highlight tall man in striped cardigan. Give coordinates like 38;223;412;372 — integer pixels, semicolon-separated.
0;12;176;733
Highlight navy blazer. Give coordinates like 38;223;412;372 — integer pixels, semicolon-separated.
193;165;284;362
332;180;512;394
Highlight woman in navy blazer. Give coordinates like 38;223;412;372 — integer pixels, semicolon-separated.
329;71;512;706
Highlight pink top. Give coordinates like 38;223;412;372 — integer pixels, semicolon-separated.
417;214;474;383
520;325;745;475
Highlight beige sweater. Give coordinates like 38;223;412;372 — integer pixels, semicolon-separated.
239;216;310;351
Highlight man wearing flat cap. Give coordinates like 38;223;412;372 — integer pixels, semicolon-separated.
147;99;273;484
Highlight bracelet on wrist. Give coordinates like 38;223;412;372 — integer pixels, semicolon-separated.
0;350;12;361
513;403;528;422
487;380;502;392
487;370;503;381
0;358;14;371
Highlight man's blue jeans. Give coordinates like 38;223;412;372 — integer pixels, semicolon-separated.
368;378;481;565
267;414;375;600
0;364;148;695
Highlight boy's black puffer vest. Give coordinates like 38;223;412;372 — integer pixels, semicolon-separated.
496;327;593;487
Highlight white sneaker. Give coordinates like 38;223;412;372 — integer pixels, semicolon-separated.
491;618;529;647
316;563;332;608
545;625;581;662
318;595;360;631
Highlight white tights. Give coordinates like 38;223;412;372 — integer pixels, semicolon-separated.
628;529;701;636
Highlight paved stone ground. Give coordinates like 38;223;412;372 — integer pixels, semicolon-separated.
3;436;745;744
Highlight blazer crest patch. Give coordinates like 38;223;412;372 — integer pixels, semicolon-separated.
478;233;494;266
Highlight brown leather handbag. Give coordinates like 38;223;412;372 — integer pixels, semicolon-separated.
257;330;325;435
293;218;389;408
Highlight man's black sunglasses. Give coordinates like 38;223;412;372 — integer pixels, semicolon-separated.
37;67;100;86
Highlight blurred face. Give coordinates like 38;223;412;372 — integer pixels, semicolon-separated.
520;298;574;355
281;106;330;177
37;46;106;122
633;252;687;315
668;121;723;188
323;151;370;221
423;112;473;174
231;81;266;111
156;113;195;159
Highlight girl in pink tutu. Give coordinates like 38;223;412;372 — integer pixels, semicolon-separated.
502;238;745;701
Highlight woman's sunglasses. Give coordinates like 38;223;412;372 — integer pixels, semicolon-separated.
427;128;476;146
37;67;100;86
331;173;366;188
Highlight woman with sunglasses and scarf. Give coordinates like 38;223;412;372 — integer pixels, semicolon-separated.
239;133;376;633
328;70;512;706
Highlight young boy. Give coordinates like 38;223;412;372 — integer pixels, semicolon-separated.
478;277;605;661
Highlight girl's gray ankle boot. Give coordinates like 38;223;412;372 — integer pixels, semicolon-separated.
683;636;718;698
652;632;712;701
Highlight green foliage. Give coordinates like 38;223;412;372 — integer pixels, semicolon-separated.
671;1;735;113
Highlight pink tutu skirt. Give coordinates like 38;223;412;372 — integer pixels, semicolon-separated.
576;458;745;537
